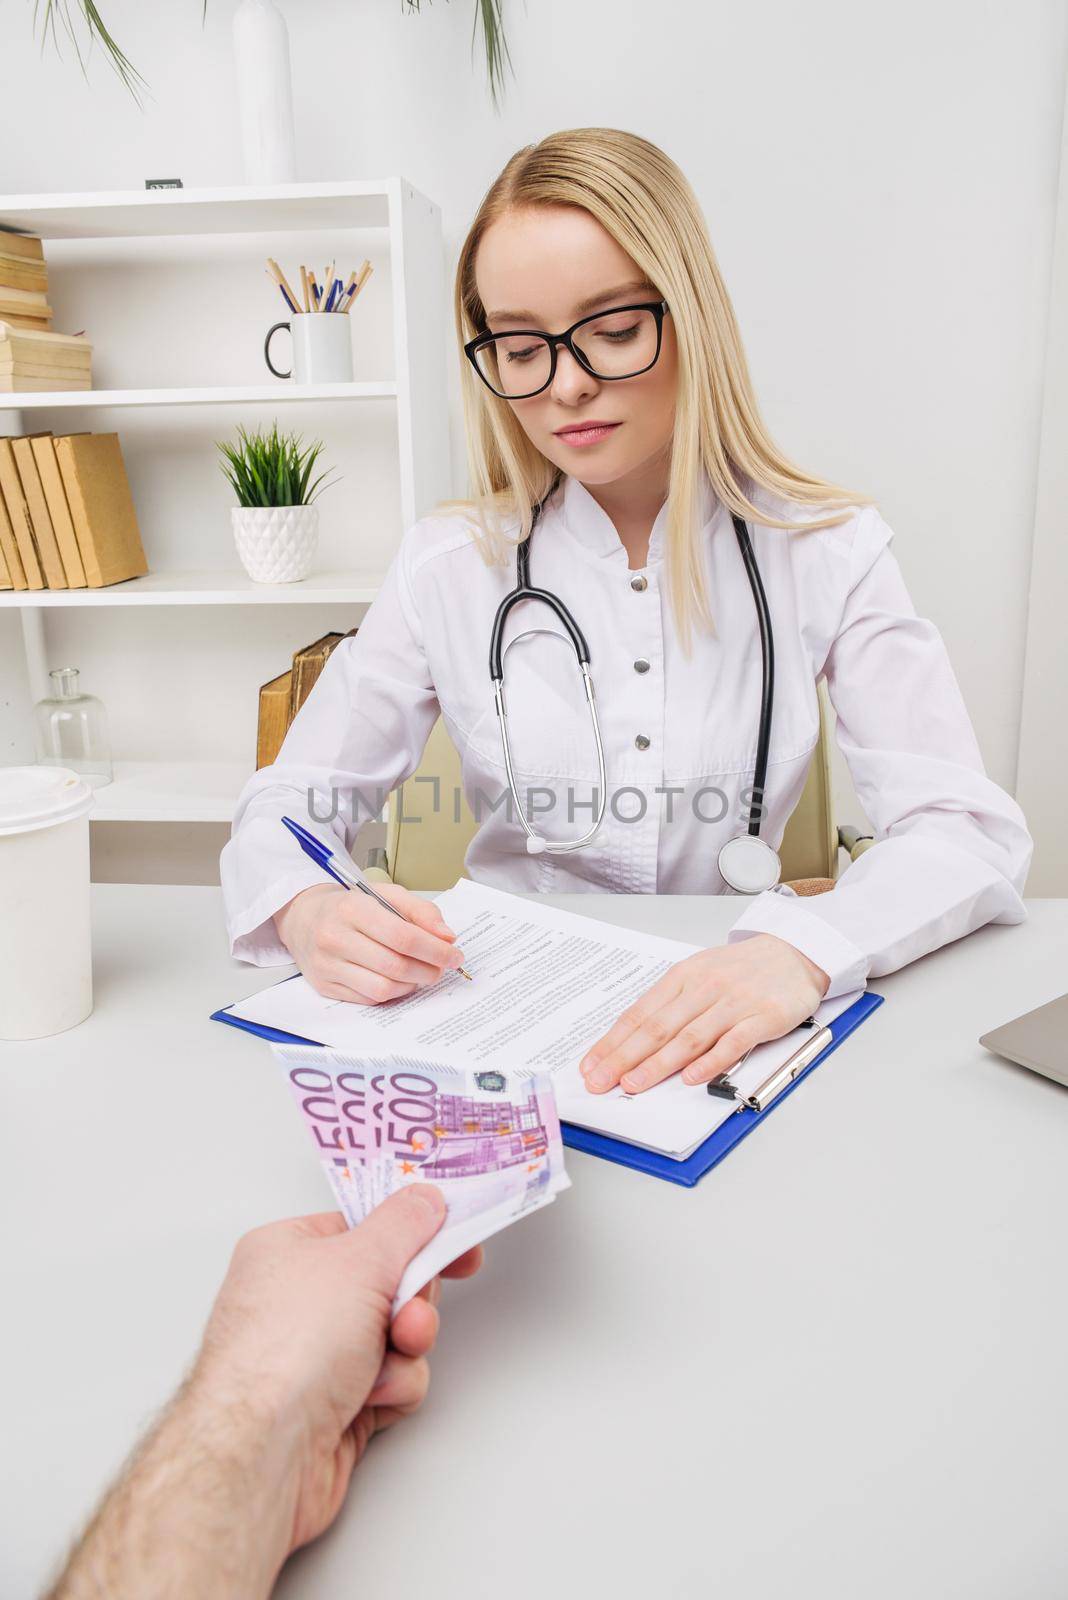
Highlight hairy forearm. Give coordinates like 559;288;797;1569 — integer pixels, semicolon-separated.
45;1373;304;1600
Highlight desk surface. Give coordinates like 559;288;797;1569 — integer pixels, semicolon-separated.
2;888;1068;1600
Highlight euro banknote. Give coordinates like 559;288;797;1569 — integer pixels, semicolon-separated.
272;1043;570;1309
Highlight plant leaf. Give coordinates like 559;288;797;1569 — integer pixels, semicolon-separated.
216;421;333;507
33;0;150;104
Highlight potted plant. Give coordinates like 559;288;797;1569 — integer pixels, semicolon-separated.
217;422;335;583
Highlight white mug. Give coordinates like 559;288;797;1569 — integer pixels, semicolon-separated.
265;312;354;383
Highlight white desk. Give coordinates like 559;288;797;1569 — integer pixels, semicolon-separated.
2;888;1067;1599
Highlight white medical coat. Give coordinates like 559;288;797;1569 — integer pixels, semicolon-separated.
220;471;1033;1000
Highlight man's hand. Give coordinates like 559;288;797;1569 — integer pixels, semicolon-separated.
191;1189;483;1555
578;933;830;1093
46;1189;483;1600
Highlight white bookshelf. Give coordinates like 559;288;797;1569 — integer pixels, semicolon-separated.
0;380;396;410
0;182;394;238
0;569;385;607
0;179;451;827
90;761;251;822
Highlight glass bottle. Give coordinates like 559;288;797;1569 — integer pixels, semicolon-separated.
33;667;113;788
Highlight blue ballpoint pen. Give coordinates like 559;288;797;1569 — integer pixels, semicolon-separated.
281;815;472;980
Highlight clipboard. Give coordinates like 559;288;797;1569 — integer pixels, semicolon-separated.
563;989;884;1186
210;988;884;1189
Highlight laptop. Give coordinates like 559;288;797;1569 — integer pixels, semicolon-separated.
979;993;1068;1087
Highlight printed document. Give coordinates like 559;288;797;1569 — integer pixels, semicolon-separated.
229;879;862;1159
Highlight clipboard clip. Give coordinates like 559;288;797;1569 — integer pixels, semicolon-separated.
706;1016;834;1112
705;1041;755;1100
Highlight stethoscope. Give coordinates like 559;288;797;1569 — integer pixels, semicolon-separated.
488;482;783;894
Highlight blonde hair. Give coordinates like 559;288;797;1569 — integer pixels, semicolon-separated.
437;126;872;653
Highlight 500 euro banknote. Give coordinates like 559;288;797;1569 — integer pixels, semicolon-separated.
272;1043;570;1310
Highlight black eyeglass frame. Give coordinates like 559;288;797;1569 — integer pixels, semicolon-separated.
463;299;671;399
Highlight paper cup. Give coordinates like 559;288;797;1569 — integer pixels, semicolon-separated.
0;766;95;1041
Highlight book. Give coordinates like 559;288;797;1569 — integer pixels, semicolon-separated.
29;435;86;587
256;633;359;769
0;232;44;262
290;630;356;719
11;436;67;588
0;256;48;295
0;323;91;360
257;669;292;769
0;361;92;379
0;532;10;588
0;438;44;588
0;374;91;393
0;287;52;320
0;478;27;588
0;324;93;392
53;433;148;589
0;313;52;331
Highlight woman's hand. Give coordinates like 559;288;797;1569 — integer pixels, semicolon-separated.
578;933;831;1094
273;881;467;1005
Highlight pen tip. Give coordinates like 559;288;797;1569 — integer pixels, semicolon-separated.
460;968;473;981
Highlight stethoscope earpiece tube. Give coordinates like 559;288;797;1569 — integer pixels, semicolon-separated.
717;512;781;894
488;483;583;680
488;478;606;853
486;482;780;888
730;513;775;839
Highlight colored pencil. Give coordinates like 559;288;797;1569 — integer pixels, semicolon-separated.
265;266;299;314
266;257;301;312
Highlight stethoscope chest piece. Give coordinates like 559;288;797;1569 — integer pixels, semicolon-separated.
718;833;782;894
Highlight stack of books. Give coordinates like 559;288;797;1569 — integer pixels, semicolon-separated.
0;432;149;591
0;322;92;393
0;233;52;329
257;631;358;767
0;228;94;390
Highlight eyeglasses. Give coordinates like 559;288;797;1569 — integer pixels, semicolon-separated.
464;299;670;400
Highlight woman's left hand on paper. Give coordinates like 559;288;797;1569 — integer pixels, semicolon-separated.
577;934;831;1094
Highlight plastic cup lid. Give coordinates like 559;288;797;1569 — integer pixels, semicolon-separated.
0;766;96;837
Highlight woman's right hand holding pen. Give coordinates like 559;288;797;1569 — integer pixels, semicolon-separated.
273;883;467;1005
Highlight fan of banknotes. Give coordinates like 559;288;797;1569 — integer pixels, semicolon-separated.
273;1043;571;1310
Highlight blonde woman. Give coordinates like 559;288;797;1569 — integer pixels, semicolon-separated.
221;128;1032;1098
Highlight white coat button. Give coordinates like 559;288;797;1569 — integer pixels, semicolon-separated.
634;734;651;750
630;574;648;591
633;659;650;674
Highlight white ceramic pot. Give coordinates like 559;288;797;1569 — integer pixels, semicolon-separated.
232;504;319;583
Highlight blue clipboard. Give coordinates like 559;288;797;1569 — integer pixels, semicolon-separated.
210;988;883;1189
562;989;883;1186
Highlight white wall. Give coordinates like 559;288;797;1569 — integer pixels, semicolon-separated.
1;0;1065;886
1019;78;1068;893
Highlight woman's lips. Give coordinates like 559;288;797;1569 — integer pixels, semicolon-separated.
554;422;622;448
